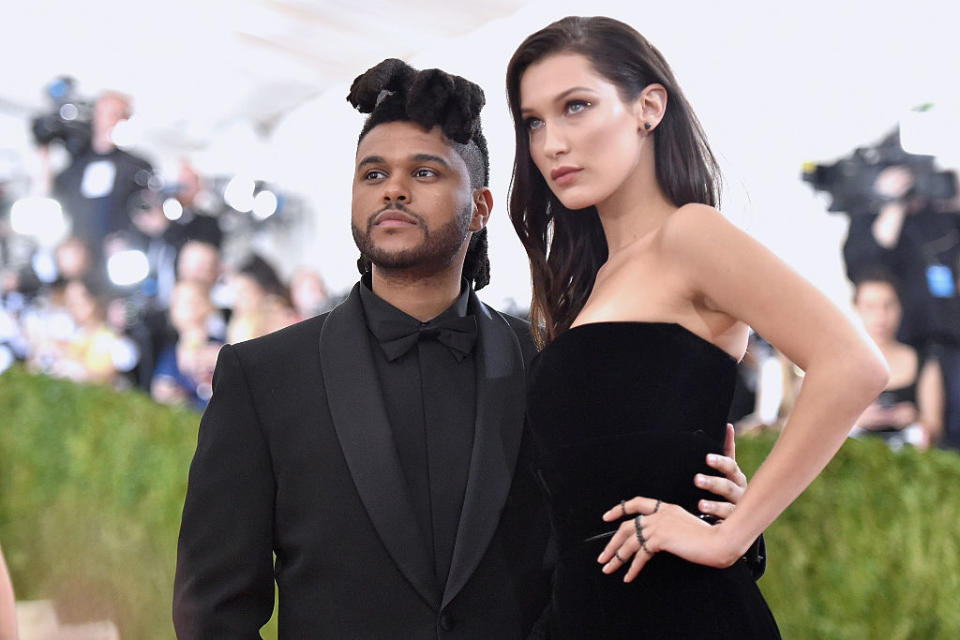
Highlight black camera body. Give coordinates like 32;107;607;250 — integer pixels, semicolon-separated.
802;128;957;213
30;76;92;157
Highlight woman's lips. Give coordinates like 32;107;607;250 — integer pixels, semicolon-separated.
550;167;582;186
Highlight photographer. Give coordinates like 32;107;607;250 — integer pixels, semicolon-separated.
47;91;153;259
842;163;960;449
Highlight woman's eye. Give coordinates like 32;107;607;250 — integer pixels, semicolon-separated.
525;117;544;132
566;100;591;115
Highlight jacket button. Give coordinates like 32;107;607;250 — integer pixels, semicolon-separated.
439;614;454;631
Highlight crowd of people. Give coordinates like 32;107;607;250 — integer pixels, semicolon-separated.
3;92;960;450
0;232;335;411
0;92;336;411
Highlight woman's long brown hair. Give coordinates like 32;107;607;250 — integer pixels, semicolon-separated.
506;16;721;347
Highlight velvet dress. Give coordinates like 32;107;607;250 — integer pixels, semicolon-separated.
526;322;781;639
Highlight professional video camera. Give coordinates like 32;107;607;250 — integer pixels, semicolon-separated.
30;76;92;157
802;128;957;214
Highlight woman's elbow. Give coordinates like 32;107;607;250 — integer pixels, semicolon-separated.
860;351;890;396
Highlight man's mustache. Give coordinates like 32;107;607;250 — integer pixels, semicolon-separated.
366;203;425;231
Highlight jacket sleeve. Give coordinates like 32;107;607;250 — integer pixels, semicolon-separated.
173;343;276;638
842;212;892;281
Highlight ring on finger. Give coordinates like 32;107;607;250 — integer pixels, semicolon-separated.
620;499;627;518
635;515;651;554
614;549;625;563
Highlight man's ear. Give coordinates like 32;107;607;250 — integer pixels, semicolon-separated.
470;187;493;232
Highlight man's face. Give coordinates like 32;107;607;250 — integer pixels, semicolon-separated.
93;95;129;138
351;121;479;274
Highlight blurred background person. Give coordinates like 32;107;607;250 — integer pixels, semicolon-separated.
151;280;222;411
288;265;332;321
26;277;136;385
122;188;179;309
176;239;228;338
850;268;944;448
47;91;153;259
54;235;95;283
225;253;295;343
838;154;960;450
169;161;222;249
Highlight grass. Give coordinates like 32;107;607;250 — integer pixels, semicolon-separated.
2;366;959;638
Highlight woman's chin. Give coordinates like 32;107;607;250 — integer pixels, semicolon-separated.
553;191;598;212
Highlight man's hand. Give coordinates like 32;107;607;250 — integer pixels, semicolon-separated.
695;423;747;521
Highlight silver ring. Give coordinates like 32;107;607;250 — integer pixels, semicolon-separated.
654;498;662;513
614;549;625;563
620;499;627;518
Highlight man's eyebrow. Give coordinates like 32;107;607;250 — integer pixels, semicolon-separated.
412;153;450;168
357;155;385;169
520;86;593;116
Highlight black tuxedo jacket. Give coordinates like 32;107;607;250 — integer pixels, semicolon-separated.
173;284;551;639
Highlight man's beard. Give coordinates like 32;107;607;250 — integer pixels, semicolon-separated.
352;204;472;274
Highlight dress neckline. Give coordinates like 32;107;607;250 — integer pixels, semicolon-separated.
563;321;740;363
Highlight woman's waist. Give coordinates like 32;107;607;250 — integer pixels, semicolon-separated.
534;430;723;549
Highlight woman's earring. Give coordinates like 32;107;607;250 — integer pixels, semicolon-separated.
643;122;652;131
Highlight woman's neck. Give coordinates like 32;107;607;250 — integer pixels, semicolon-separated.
595;153;675;256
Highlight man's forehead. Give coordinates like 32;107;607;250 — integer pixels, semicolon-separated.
356;121;462;165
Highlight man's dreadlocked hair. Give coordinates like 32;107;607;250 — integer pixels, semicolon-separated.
347;58;491;291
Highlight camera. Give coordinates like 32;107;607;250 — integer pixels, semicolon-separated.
30;76;92;157
802;128;957;213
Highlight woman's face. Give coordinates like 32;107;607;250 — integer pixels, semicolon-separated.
64;281;99;326
519;52;646;211
230;274;266;314
855;281;901;344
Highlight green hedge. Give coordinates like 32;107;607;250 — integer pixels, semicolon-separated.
1;366;959;638
737;432;960;639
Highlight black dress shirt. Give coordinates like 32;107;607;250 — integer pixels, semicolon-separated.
358;274;477;590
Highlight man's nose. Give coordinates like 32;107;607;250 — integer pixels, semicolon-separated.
383;175;410;204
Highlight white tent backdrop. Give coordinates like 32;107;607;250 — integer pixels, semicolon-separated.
2;0;959;314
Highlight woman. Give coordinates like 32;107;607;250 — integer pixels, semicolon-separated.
152;280;223;411
225;254;296;344
506;16;888;638
851;268;943;447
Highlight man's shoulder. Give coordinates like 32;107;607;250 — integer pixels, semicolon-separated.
112;147;153;169
477;301;536;361
229;313;328;368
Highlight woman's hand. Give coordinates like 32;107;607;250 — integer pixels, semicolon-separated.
597;497;743;582
696;423;747;520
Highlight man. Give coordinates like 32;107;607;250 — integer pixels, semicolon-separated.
173;59;758;639
51;91;153;257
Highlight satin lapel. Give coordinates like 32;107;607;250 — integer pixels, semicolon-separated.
442;296;526;608
319;284;441;607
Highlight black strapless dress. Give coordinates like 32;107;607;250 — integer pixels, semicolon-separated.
526;322;781;639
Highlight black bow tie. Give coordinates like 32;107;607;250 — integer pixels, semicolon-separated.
376;315;478;362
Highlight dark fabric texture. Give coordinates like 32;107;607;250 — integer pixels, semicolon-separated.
173;282;551;639
359;278;477;590
526;321;781;639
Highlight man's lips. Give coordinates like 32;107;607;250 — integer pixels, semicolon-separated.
373;209;418;227
550;166;582;186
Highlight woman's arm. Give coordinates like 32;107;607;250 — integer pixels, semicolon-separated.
600;204;888;579
917;358;945;443
0;542;17;640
